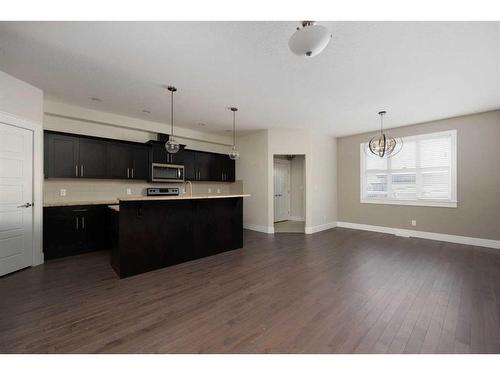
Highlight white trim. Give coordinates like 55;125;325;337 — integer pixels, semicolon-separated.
305;222;337;234
244;223;275;234
0;110;44;266
288;215;305;221
337;221;500;250
360;129;457;208
360;199;457;208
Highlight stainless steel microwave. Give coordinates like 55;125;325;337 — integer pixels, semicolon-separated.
150;163;184;182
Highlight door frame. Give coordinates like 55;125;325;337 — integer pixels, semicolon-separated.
273;158;291;223
0;110;44;267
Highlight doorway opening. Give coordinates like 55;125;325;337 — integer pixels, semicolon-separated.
273;154;305;233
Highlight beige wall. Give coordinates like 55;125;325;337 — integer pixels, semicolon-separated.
237;128;337;233
43;99;242;205
337;110;500;241
236;130;270;232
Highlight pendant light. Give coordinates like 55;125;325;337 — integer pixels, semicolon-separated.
288;21;332;57
365;111;403;159
228;107;239;160
165;86;180;154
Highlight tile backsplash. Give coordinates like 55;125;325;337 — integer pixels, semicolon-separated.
44;179;243;204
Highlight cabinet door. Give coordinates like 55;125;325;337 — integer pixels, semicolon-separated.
81;207;108;252
196;152;213;181
224;157;235;182
183;150;197;180
43;207;80;259
150;142;168;164
45;132;79;178
79;138;107;178
106;142;131;179
210;153;225;181
131;145;149;180
169;146;185;165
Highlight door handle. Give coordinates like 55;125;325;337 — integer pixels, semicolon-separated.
17;202;33;208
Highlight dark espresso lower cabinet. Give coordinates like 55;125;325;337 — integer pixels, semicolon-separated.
114;197;243;278
43;205;110;260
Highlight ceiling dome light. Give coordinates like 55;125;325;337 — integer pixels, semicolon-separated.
165;86;180;154
288;21;332;57
228;107;239;160
365;111;403;159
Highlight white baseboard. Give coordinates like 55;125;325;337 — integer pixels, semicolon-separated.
336;221;500;250
244;223;275;234
288;216;305;222
305;222;337;234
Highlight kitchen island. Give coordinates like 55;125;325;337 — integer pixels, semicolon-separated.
109;194;249;278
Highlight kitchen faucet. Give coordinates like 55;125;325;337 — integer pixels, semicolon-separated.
184;180;193;197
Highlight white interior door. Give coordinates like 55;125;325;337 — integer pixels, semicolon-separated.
0;122;33;276
274;160;290;222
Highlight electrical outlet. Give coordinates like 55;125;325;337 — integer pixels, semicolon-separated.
217;188;221;194
208;188;212;193
411;220;417;226
126;188;132;195
60;189;66;197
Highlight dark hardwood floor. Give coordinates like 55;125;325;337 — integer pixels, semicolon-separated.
1;228;499;353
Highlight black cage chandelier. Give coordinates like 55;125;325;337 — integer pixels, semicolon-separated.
366;111;403;159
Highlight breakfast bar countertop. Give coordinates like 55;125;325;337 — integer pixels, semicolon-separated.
118;194;250;202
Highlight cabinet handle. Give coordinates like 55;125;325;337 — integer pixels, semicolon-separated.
131;168;134;179
127;168;130;179
75;165;78;177
76;217;79;230
81;216;85;230
81;165;84;177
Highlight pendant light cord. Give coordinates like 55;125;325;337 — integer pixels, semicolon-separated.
232;110;236;147
170;90;174;137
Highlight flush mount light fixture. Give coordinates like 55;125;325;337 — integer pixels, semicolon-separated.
365;111;403;159
228;107;239;160
288;21;332;57
165;86;180;154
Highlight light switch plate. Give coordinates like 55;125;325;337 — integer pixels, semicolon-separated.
126;188;132;195
411;220;417;226
60;189;66;197
208;188;212;193
217;188;221;194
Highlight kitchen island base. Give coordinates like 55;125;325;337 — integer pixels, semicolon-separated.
111;197;243;278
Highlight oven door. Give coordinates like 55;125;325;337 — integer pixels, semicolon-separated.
151;163;184;182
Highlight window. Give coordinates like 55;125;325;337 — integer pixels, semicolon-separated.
360;130;457;207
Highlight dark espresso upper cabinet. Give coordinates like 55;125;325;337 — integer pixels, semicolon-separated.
45;132;79;178
106;143;149;180
182;149;235;182
44;131;235;183
45;131;149;181
78;138;107;178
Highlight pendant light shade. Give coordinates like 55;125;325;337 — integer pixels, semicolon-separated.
228;107;239;160
288;21;332;57
165;86;180;154
365;111;403;159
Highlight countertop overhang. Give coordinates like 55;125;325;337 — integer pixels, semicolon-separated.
118;194;251;202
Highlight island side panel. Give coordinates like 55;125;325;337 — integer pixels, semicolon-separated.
117;197;243;278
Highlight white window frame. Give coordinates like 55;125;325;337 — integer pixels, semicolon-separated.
360;129;457;208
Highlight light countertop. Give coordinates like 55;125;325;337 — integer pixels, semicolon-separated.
118;194;250;202
44;199;119;207
44;194;250;207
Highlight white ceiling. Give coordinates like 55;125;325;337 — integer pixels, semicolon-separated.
0;21;499;136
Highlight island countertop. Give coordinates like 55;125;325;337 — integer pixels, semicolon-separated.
118;194;250;202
